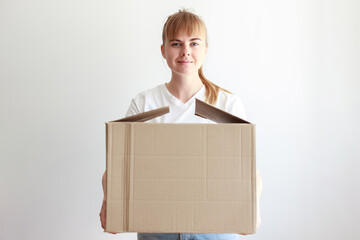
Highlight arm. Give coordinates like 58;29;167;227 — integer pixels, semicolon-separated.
99;171;107;230
102;171;107;200
100;171;117;234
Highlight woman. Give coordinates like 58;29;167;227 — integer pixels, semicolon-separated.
100;9;262;240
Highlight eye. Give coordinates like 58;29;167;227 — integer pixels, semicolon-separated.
171;43;181;46
191;42;199;46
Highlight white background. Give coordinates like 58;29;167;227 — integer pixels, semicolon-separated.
1;0;359;239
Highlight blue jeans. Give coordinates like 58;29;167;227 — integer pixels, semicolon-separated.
137;233;241;240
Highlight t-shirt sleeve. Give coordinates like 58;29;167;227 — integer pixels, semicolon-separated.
228;96;247;120
125;98;141;117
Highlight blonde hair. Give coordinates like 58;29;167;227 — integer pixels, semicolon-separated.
162;9;231;105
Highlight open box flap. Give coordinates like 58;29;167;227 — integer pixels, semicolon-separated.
108;98;249;123
110;106;170;123
195;99;250;124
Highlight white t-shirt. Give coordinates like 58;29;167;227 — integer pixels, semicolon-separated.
125;83;262;229
125;83;247;122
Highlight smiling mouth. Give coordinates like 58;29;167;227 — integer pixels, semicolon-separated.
177;61;193;63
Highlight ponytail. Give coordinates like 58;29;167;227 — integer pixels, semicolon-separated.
198;66;231;105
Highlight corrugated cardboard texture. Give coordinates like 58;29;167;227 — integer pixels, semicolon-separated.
106;122;256;234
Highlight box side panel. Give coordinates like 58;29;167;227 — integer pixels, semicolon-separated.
128;124;207;232
196;124;255;234
127;123;256;234
106;123;127;233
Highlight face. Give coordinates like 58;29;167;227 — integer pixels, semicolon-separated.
161;30;208;76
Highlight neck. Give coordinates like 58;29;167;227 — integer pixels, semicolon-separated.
166;71;204;103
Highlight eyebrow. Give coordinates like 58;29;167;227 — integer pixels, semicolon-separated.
169;38;202;42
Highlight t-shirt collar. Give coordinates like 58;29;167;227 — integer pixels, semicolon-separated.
163;83;205;106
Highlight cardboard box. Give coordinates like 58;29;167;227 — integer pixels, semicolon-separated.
105;99;257;234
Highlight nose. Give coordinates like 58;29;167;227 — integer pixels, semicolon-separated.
180;46;191;57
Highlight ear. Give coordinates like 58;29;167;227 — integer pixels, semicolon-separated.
205;43;209;55
161;45;166;58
